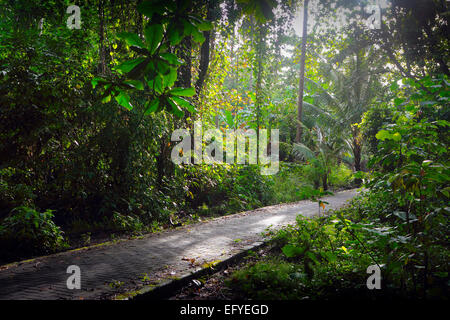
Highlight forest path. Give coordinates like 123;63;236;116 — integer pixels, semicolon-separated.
0;189;358;300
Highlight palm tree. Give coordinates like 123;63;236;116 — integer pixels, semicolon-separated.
292;125;349;190
299;45;386;184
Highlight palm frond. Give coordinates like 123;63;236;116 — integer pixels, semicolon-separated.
292;143;315;161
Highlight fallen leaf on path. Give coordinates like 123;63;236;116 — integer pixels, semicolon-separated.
182;257;196;265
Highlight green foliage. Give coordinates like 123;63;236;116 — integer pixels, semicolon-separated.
292;125;350;190
360;104;394;154
230;75;449;300
0;1;448;289
229;75;450;300
272;162;353;204
328;163;354;189
363;76;450;297
272;163;309;203
236;0;277;23
182;164;275;215
111;212;145;233
92;0;213;117
302;159;325;189
369;76;449;217
226;259;304;300
228;187;449;299
228;211;377;300
0;207;67;259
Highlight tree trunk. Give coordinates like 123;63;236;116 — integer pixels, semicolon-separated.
194;1;215;98
195;31;210;96
295;0;309;143
255;26;265;162
322;172;328;191
352;126;362;187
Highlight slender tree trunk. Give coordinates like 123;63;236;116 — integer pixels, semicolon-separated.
295;0;309;143
352;126;362;186
195;1;215;98
314;179;320;189
353;142;361;172
255;26;265;162
195;30;210;96
322;172;328;191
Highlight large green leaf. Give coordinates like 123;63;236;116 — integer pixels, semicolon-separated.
145;24;164;54
115;91;133;110
160;53;182;66
292;143;315;161
144;99;159;115
163;68;178;88
127;58;151;80
306;251;320;265
392;132;402;141
322;251;337;263
117;32;144;48
168;97;184;118
115;58;147;74
376;129;402;141
375;129;390;141
182;19;194;37
196;21;213;31
123;80;144;90
168;26;183;46
223;109;234;127
171;96;195;113
169;87;195;97
91;77;108;89
148;73;164;94
156;60;170;75
191;28;205;43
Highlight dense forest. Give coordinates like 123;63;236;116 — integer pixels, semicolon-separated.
0;0;448;300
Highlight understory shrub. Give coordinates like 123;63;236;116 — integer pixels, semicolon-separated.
272;162;354;204
182;164;275;215
328;163;354;188
227;189;449;300
0;206;67;260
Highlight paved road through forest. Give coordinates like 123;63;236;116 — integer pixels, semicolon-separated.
0;189;359;300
